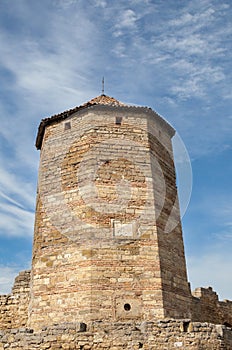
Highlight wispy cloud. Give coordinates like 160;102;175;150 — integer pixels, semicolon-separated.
82;0;231;112
0;264;31;294
0;266;19;294
0;0;104;241
211;199;232;242
169;6;216;29
0;202;34;238
0;191;26;210
0;0;231;298
0;154;35;237
214;224;232;242
113;9;138;37
94;0;107;8
0;163;35;209
187;249;232;300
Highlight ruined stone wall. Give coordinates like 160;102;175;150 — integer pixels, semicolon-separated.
0;320;232;349
0;270;30;330
191;287;232;326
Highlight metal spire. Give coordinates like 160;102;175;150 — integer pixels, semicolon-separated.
102;77;105;95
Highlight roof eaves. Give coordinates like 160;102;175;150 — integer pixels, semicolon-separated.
35;102;97;149
35;102;175;149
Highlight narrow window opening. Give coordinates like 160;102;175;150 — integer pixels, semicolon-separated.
115;116;122;125
124;303;131;311
80;322;87;332
183;321;190;332
64;121;71;130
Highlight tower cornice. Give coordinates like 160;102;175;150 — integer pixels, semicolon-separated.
35;94;175;149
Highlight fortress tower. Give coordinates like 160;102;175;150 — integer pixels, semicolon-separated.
28;94;191;329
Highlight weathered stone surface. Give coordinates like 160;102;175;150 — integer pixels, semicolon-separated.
191;287;232;325
0;96;232;349
28;103;191;329
0;320;232;349
0;270;30;330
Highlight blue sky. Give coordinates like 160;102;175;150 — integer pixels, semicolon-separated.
0;0;231;299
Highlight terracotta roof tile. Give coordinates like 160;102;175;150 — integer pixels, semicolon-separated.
35;94;126;149
87;94;125;106
35;94;174;149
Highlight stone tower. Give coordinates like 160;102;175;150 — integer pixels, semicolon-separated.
28;94;191;330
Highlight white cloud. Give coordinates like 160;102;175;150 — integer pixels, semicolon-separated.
0;0;231;300
159;35;206;56
187;250;232;300
108;1;230;107
0;191;26;210
0;1;106;241
170;7;215;29
118;9;137;28
0;2;103;114
94;0;107;8
0;203;34;238
0;159;35;237
214;224;232;241
211;201;232;242
112;42;127;57
0;165;35;210
185;193;232;301
113;9;138;38
53;0;79;9
0;265;31;295
171;77;205;100
0;266;19;294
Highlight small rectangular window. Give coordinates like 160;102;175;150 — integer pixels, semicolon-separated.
64;122;71;130
115;116;122;125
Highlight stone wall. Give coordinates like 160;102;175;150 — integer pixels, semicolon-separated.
191;287;232;326
0;320;232;349
0;271;232;339
1;100;232;349
0;270;30;330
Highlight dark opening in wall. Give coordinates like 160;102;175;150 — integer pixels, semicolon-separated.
79;322;87;332
64;122;71;130
138;342;143;348
115;116;122;125
124;303;131;311
183;321;190;332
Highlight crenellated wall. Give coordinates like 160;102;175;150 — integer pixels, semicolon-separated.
191;287;232;326
0;270;30;330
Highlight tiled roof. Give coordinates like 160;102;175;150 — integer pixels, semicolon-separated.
36;94;126;149
35;94;174;149
87;94;125;106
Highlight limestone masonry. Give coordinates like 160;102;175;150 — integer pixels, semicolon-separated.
0;94;231;349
